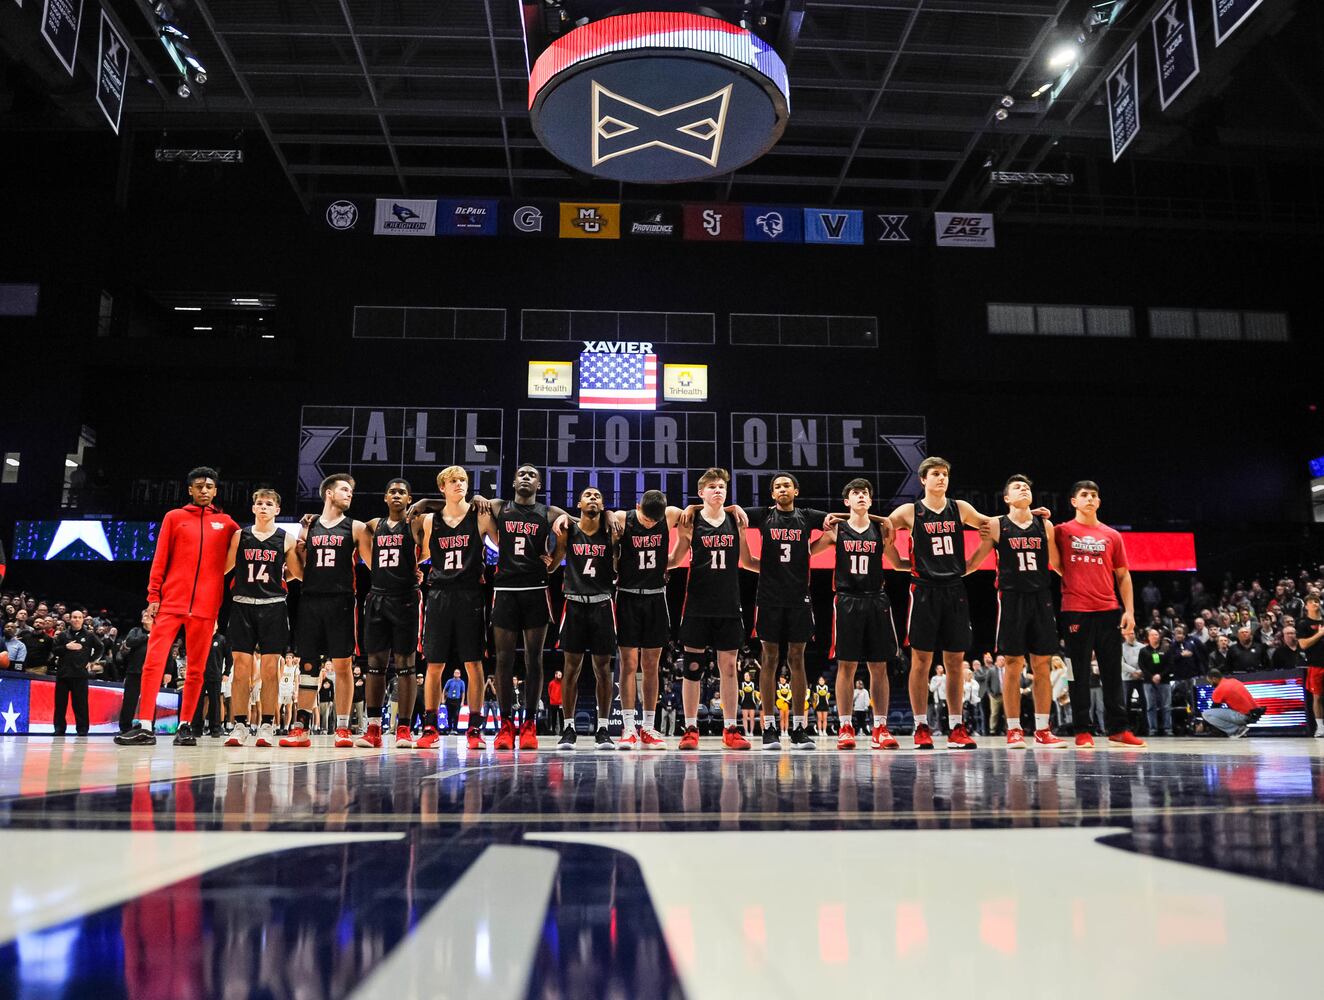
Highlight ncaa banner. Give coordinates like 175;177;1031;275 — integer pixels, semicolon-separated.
865;212;913;244
1107;43;1141;161
663;364;708;402
41;0;84;75
1152;0;1200;110
1213;0;1266;47
682;204;743;241
528;361;573;399
934;212;994;248
438;199;499;236
504;201;558;238
374;199;437;236
559;202;620;239
742;205;802;243
803;208;863;245
94;8;129;134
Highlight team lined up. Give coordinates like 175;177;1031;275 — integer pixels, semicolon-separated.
115;455;1146;752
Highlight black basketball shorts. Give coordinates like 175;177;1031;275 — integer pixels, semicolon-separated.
559;600;617;656
424;588;486;665
362;590;421;657
995;590;1058;658
615;591;671;649
228;601;289;656
680;614;744;652
754;603;815;644
491;588;552;631
296;593;357;662
831;593;897;664
905;583;972;654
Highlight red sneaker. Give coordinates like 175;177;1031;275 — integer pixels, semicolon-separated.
466;727;486;750
1006;728;1027;749
638;728;667;750
947;723;977;751
870;725;900;750
1075;732;1095;749
1108;730;1147;749
913;723;934;751
1034;728;1067;748
415;726;441;749
493;720;515;750
395;725;414;748
617;731;639;751
355;723;382;748
722;726;751;750
518;719;538;751
279;724;311;748
678;725;700;750
836;723;856;750
334;727;355;748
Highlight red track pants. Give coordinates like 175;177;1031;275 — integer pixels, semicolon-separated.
136;611;216;725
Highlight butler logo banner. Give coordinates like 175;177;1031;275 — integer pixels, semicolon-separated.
1213;0;1266;46
41;0;84;75
682;204;743;241
743;205;802;243
94;8;129;134
803;208;863;245
528;361;573;399
559;203;620;239
1153;0;1200;110
934;212;995;248
663;364;708;402
374;199;437;236
1107;43;1142;161
438;199;499;236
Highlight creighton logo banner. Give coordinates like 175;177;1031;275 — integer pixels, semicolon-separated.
559;202;621;239
374;199;437;236
528;361;573;399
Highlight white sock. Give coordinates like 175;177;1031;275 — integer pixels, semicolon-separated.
793;715;806;728
685;715;698;729
950;711;963;727
764;713;777;728
337;714;349;729
1035;713;1050;731
622;715;637;734
1316;720;1323;734
873;714;886;729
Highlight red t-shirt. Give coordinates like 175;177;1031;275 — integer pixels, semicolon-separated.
1056;519;1128;613
1212;677;1256;715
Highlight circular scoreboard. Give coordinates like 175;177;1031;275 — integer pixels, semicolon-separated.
528;12;790;184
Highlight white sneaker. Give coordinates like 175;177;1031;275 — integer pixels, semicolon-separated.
1232;726;1249;738
254;722;276;747
223;725;251;747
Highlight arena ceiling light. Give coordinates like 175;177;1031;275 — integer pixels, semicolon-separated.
1047;43;1080;69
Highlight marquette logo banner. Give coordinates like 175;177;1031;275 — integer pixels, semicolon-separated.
663;364;708;402
528;361;574;399
559;203;621;239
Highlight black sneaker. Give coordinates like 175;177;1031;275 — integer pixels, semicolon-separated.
173;722;197;747
114;728;157;747
789;724;816;750
594;727;614;750
557;725;578;751
762;725;782;750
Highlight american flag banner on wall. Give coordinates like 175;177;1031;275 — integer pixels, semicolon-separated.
578;351;658;410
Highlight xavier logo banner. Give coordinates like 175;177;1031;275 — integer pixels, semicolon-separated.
591;81;732;168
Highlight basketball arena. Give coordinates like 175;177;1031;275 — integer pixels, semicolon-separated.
2;2;1323;998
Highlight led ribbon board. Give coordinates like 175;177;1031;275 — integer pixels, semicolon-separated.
529;12;790;183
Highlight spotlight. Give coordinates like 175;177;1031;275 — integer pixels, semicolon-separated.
1047;43;1079;69
994;108;1009;121
1031;82;1052;98
1000;95;1014;109
193;70;207;85
177;82;191;99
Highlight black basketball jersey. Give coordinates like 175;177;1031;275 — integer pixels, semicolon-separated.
496;501;549;589
748;506;827;607
834;520;885;595
995;514;1050;593
303;516;356;596
232;527;287;600
428;507;484;590
911;498;963;584
617;511;669;591
685;511;741;617
564;522;615;598
1300;616;1324;667
370;517;417;595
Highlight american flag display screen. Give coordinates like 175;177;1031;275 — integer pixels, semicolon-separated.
578;350;658;410
1196;671;1308;733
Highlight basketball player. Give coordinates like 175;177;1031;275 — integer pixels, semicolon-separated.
606;490;688;750
281;473;370;749
115;466;238;747
811;478;901;751
355;479;422;749
412;466;497;750
222;488;300;748
554;486;619;750
886;457;1016;751
1054;480;1145;748
671;468;757;750
741;473;831;749
1298;592;1324;737
968;475;1068;749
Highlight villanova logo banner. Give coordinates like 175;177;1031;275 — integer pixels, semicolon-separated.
802;208;863;245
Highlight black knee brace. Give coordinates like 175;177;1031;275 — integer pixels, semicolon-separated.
682;651;710;682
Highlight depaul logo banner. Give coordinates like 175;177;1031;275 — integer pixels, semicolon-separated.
374;199;437;236
438;199;499;236
1152;0;1200;110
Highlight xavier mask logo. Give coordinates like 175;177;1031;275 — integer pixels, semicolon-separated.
591;81;732;167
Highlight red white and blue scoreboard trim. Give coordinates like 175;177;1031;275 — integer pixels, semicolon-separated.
529;12;791;183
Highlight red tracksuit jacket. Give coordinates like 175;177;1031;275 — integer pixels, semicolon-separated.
147;504;239;619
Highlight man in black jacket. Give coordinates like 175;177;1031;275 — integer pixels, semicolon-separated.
53;609;104;736
22;618;54;676
191;624;231;738
118;610;154;735
1226;626;1269;674
1138;628;1173;737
